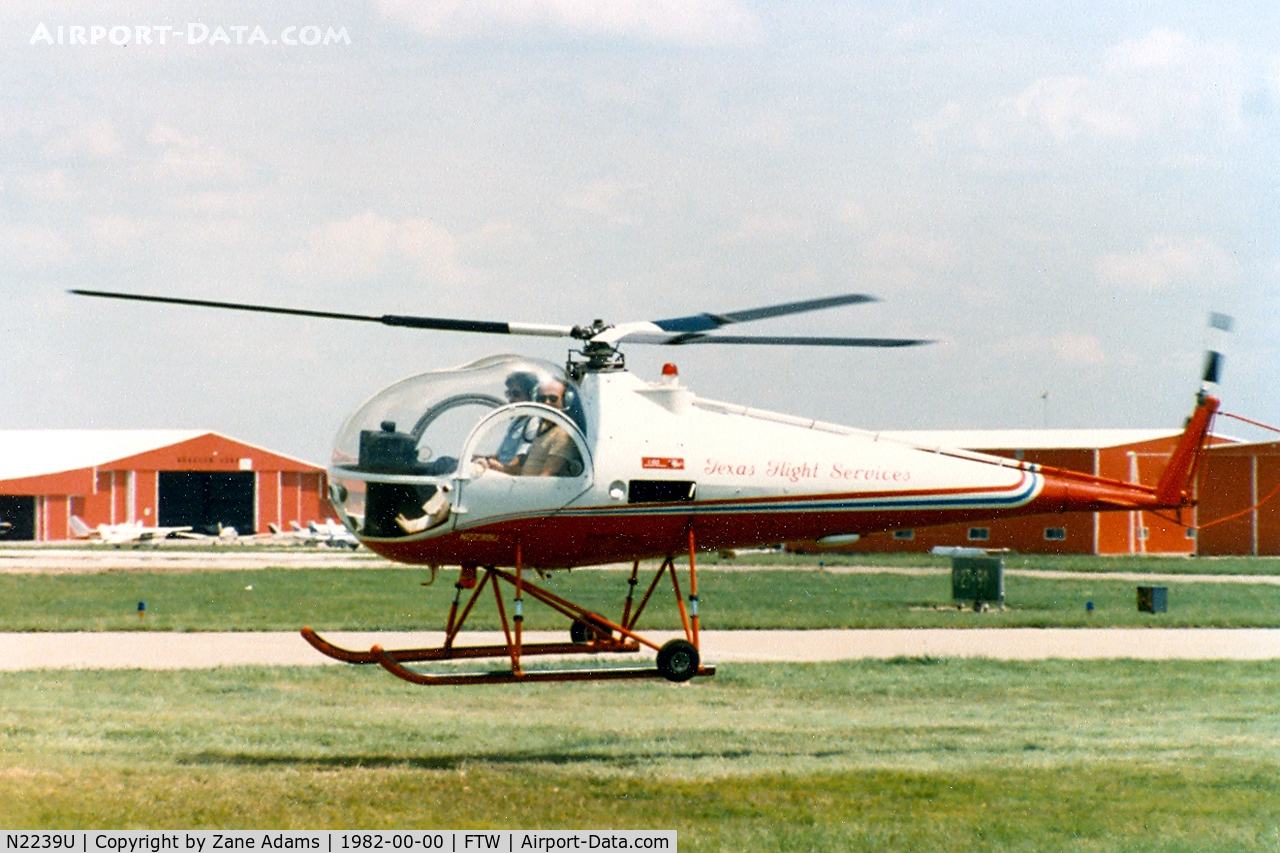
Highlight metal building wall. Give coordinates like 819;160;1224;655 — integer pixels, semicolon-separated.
0;432;333;541
1197;442;1280;556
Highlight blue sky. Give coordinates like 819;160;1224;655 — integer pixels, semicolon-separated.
3;1;1277;463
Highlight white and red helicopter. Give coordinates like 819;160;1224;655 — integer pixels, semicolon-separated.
72;289;1219;685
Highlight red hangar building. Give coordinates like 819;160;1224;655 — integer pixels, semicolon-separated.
0;430;332;541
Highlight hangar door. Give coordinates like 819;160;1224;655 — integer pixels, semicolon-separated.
159;471;255;535
0;496;35;540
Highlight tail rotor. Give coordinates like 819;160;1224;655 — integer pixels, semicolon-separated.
1200;311;1233;400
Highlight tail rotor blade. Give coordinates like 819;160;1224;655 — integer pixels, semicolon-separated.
1202;350;1223;386
1200;310;1234;389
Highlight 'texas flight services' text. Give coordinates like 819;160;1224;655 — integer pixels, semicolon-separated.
705;458;911;483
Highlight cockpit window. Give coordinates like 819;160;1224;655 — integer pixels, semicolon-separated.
331;355;581;474
327;355;585;537
469;407;585;478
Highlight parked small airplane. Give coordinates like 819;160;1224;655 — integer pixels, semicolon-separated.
69;515;193;545
256;520;361;548
307;519;361;549
175;523;246;543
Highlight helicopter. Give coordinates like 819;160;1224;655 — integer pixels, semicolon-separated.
70;288;1219;686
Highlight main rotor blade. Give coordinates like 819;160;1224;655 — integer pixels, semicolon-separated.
70;289;923;349
652;293;877;334
68;290;575;338
667;334;931;347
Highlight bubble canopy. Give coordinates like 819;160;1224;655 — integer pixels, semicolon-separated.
327;355;583;537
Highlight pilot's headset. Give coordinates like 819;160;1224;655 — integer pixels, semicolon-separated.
562;385;586;434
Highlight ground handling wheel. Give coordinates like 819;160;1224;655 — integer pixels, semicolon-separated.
656;639;700;683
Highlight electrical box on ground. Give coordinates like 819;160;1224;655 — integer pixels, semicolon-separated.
1137;585;1168;614
951;556;1005;611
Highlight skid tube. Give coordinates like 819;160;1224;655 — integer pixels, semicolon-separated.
300;530;715;686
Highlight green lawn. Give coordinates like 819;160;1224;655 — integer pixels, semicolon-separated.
1;660;1277;850
712;550;1280;575
2;551;1278;848
0;564;1277;631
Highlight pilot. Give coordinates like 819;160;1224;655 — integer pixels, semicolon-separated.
476;371;540;475
517;379;583;477
489;371;539;470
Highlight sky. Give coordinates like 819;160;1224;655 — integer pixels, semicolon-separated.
2;1;1277;465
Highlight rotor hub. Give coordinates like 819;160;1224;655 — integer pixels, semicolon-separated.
567;340;626;381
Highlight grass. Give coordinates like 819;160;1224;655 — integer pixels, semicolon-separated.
3;549;1279;848
1;564;1278;631
709;550;1280;575
1;660;1278;850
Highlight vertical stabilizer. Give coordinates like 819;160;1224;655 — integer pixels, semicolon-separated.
1154;395;1218;506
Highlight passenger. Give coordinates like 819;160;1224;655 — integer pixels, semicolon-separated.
516;379;582;477
394;485;453;534
483;371;539;473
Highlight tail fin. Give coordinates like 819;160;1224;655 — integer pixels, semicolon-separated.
1154;394;1219;506
69;515;92;538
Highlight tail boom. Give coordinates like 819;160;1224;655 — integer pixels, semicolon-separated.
1030;395;1219;515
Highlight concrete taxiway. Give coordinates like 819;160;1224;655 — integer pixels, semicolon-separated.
2;628;1279;671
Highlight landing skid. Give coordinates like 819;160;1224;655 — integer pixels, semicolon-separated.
301;532;714;686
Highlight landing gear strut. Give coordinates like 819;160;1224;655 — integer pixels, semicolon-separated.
302;529;714;686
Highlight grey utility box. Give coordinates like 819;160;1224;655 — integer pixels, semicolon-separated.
1137;585;1168;614
952;555;1005;611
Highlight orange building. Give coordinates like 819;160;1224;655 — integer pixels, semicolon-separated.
0;430;332;541
1196;441;1280;556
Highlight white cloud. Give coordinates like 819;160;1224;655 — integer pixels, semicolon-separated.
146;122;247;185
43;118;122;161
719;213;812;245
17;168;76;205
923;28;1255;150
86;214;153;253
0;221;70;271
1047;332;1107;366
374;0;760;46
1105;27;1193;70
280;211;472;284
1009;29;1248;143
562;178;644;225
1097;238;1236;292
1006;74;1137;142
999;332;1107;367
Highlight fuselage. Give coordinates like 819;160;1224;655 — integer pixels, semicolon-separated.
329;358;1214;569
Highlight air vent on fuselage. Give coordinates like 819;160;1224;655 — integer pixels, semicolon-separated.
628;480;697;503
